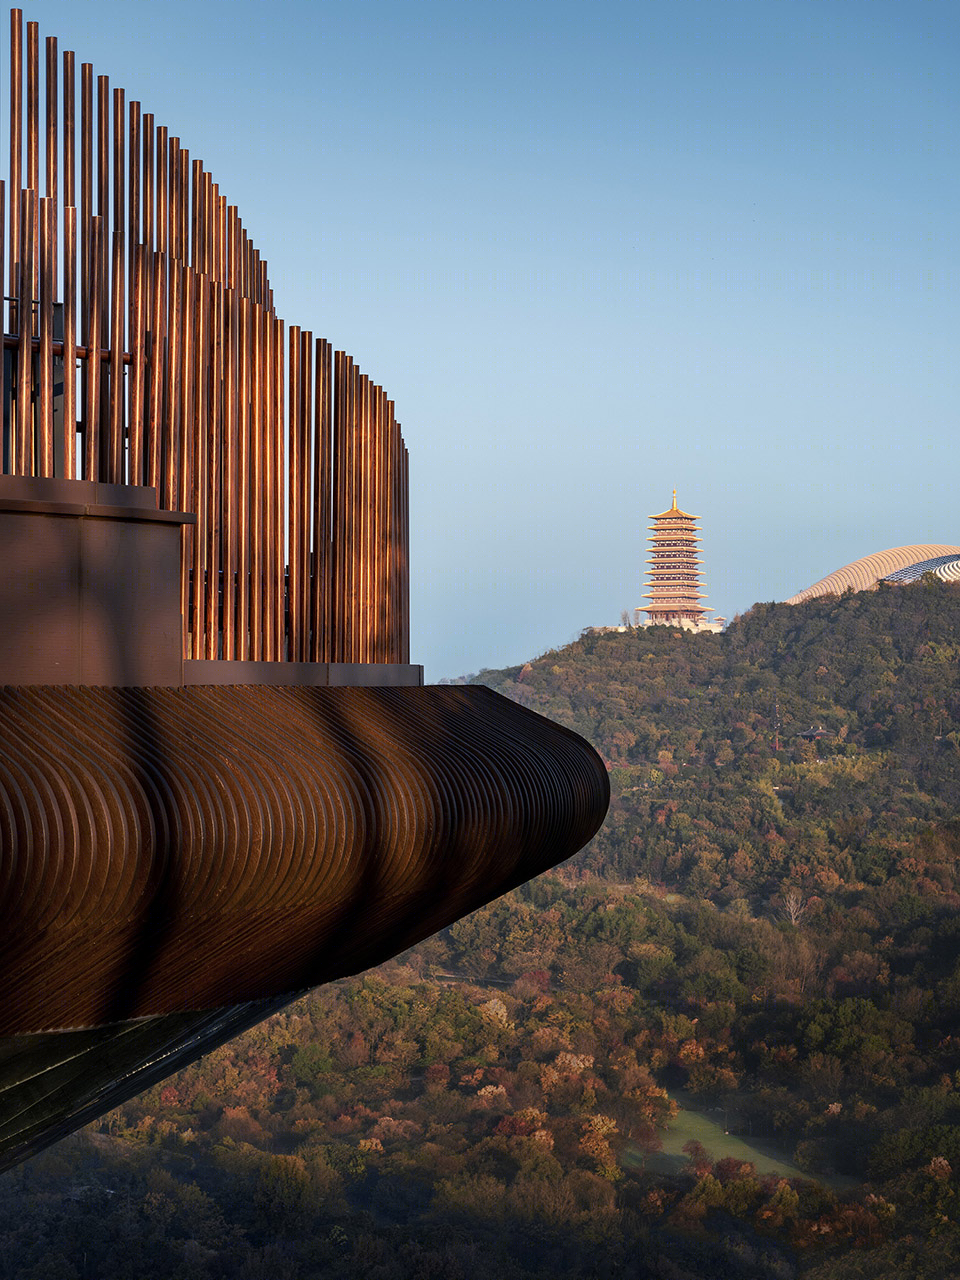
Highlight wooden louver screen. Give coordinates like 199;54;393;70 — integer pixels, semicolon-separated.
0;8;410;665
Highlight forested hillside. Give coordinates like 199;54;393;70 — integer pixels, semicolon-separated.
5;579;960;1279
469;576;960;903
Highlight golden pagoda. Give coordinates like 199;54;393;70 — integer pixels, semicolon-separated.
640;491;722;632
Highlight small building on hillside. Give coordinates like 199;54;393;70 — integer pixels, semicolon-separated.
639;491;724;633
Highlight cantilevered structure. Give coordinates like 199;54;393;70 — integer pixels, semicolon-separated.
0;10;609;1171
640;491;722;633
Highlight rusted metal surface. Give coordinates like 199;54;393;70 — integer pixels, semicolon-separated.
0;682;610;1037
0;7;411;663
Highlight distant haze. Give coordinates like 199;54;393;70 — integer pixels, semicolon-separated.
26;0;959;679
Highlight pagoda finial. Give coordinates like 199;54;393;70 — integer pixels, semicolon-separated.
671;488;677;510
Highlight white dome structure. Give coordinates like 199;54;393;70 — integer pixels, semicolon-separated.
786;545;960;605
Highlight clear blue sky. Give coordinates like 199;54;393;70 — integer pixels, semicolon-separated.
24;0;960;678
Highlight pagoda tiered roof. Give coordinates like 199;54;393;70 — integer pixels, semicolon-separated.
640;489;715;627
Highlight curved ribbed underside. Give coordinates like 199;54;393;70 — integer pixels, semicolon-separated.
0;683;608;1170
785;544;960;604
1;684;608;1035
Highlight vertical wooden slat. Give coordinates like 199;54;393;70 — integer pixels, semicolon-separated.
216;193;226;286
9;10;22;333
62;52;75;472
236;294;251;659
385;419;392;660
145;249;165;492
393;410;402;662
179;266;195;652
63;51;75;209
178;267;195;514
95;77;109;441
0;181;6;389
113;87;124;237
192;276;209;656
37;195;53;475
62;203;77;477
311;338;331;662
298;330;312;661
167;135;178;261
25;20;37;193
372;387;384;662
79;63;92;475
273;316;285;659
127;241;145;484
44;35;56;285
366;376;376;661
367;386;378;662
142;112;154;252
202;171;212;279
287;324;301;659
83;214;101;480
381;393;392;661
385;401;396;660
401;442;410;662
249;301;264;659
26;21;38;301
156;124;167;254
225;205;235;288
356;373;369;663
79;63;91;327
221;282;238;658
190;157;201;271
331;351;342;660
179;147;189;266
163;256;181;508
347;360;359;661
210;187;220;283
204;283;223;657
128;99;140;328
339;355;351;662
15;189;33;474
262;309;276;659
107;229;124;481
96;75;108;218
353;372;364;661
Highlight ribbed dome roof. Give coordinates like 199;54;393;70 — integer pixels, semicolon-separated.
786;545;960;604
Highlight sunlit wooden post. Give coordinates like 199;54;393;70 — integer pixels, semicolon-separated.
37;194;53;475
8;9;21;334
15;188;34;474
